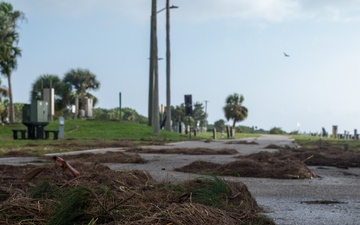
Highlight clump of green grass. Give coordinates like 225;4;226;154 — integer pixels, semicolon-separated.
46;187;92;225
29;181;57;199
167;177;232;209
164;177;272;224
185;177;230;208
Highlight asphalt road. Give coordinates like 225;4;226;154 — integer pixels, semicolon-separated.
107;135;360;225
2;135;360;225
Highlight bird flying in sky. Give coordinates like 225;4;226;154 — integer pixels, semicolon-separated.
283;52;290;57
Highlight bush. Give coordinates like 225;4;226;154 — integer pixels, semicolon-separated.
269;127;286;134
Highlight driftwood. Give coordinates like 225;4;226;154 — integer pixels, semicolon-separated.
302;155;314;163
53;156;80;177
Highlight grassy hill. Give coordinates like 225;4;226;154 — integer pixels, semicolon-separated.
0;119;259;154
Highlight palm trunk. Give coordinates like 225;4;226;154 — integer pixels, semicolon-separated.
232;120;236;136
7;73;15;123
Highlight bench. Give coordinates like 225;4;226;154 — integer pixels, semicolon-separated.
12;129;27;140
44;130;59;140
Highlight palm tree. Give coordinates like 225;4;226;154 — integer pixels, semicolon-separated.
0;78;8;124
63;68;100;116
0;2;24;123
0;47;20;123
172;104;185;123
30;74;72;113
214;119;226;133
223;93;248;131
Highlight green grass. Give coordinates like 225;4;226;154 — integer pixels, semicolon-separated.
291;134;360;152
195;131;261;140
166;177;234;209
0;120;188;152
185;177;230;208
0;119;260;153
5;119;360;153
46;186;93;225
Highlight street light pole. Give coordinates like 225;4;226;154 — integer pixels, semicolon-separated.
151;0;160;135
164;0;171;131
148;14;154;126
164;2;178;131
204;100;209;130
204;100;209;116
148;1;177;128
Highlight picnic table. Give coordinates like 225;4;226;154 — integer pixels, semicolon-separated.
22;122;49;139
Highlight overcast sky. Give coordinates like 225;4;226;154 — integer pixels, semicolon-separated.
7;0;360;133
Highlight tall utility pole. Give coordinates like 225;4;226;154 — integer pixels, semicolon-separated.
151;0;160;135
148;13;154;126
164;0;171;131
148;1;177;131
204;100;209;115
119;92;122;122
204;100;209;128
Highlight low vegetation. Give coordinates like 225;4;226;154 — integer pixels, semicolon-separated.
0;119;260;154
292;134;360;152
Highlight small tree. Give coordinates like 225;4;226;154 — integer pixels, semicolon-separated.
192;102;207;129
214;119;226;132
171;104;185;124
223;93;248;131
269;127;286;134
184;116;195;131
321;127;328;137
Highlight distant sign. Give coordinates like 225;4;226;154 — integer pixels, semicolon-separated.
184;95;193;116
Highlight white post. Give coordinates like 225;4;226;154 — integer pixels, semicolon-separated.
59;116;64;139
